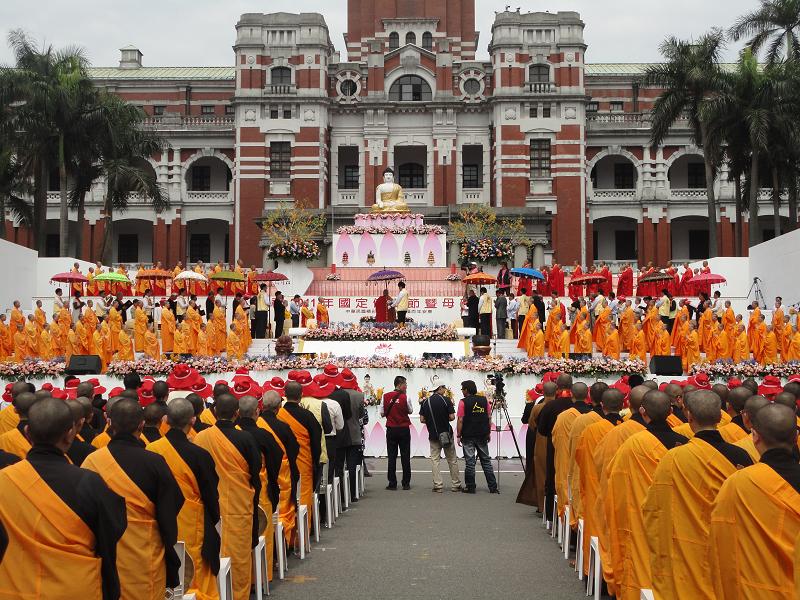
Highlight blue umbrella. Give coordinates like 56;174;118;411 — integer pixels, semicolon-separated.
510;267;544;280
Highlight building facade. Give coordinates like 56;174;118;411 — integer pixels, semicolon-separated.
18;3;792;269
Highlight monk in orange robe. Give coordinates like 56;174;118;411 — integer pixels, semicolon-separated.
0;315;12;361
0;391;38;459
526;320;545;357
9;301;25;333
603;323;621;359
316;296;329;326
681;322;700;374
172;262;185;293
83;398;184;600
643;303;659;354
654;321;671;356
0;398;126;600
566;389;606;529
732;325;749;363
603;391;688;600
750;314;767;363
747;303;762;351
698;303;713;352
11;323;27;363
173;323;189;355
38;324;53;361
160;307;175;354
717;387;751;444
722;301;736;342
551;383;589;521
33;300;46;332
195;395;262;600
629;322;647;362
91;325;107;373
107;306;122;352
185;303;201;352
575;321;593;354
709;404;800;600
65;327;77;363
234;305;251;350
196;323;211;357
771;298;785;356
143;330;161;360
544;302;562;355
211;302;227;353
618;301;635;351
593;301;611;350
786;325;800;361
133;302;148;352
147;399;222;600
671;304;688;348
226;323;243;360
24;316;39;359
761;325;778;365
553;323;570;358
117;330;134;361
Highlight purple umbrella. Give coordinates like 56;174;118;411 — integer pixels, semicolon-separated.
367;269;405;282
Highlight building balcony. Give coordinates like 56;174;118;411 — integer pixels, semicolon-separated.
404;188;429;205
590;189;639;202
140;115;235;130
461;188;487;204
670;188;707;201
586;111;691;132
524;82;554;94
264;84;297;95
186;191;233;204
336;189;360;206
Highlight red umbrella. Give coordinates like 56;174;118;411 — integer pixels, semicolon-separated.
639;271;675;284
691;272;727;285
569;273;607;285
253;272;289;282
51;272;88;284
463;273;497;285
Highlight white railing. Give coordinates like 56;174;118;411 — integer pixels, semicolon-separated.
186;191;232;203
140;116;234;129
264;84;297;95
587;112;646;125
462;189;487;203
670;188;707;200
337;190;359;205
758;189;789;201
404;189;429;204
592;189;638;200
524;82;554;93
46;191;61;203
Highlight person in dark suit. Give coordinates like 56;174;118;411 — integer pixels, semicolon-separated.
532;294;546;326
467;289;479;330
274;292;285;338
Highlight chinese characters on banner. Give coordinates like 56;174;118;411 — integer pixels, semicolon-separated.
300;296;462;323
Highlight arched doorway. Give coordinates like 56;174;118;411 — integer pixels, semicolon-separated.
592;216;638;266
185;218;229;265
590;154;639;191
671;216;709;262
113;219;154;266
185;156;232;192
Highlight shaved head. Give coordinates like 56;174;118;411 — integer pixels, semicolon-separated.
642;390;672;422
13;392;39;420
783;381;800;398
742;395;771;430
741;378;759;394
684;390;722;428
65;400;85;425
27;398;74;447
239;395;259;418
109;398;144;436
213;383;230;399
601;389;625;413
185;393;205;417
76;382;95;399
753;404;797;450
120;389;139;401
727;387;751;414
629;385;650;411
773;392;797;410
11;381;29;400
572;382;589;402
556;373;573;390
153;381;169;401
542;381;557;398
663;384;683;402
75;396;94;420
642;380;658;390
261;390;282;413
34;390;52;402
143;403;166;427
166;399;195;429
589;382;609;405
711;384;729;403
215;393;239;420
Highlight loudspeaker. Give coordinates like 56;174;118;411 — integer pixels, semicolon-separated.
649;355;683;376
570;353;592;361
65;355;103;376
422;352;453;359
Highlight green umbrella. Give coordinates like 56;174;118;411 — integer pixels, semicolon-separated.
209;270;245;282
94;271;131;283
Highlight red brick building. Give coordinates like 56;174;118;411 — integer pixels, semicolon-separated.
22;5;790;269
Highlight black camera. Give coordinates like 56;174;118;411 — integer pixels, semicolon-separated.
488;372;506;399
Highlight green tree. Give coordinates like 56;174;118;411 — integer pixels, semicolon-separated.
730;0;800;64
0;149;33;239
644;30;725;257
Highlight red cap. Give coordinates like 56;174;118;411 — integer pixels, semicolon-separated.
758;375;783;397
166;364;200;390
108;387;124;398
338;368;360;391
727;377;743;389
189;377;212;399
51;389;67;400
308;374;336;398
263;377;286;396
41;383;54;392
138;379;155;406
231;379;262;400
687;373;711;390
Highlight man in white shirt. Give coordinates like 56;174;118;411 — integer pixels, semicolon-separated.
478;286;492;336
254;284;271;338
142;289;155;322
175;290;189;323
507;293;520;339
389;281;410;325
54;289;66;312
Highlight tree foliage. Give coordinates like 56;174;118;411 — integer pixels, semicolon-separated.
261;202;326;247
448;204;527;245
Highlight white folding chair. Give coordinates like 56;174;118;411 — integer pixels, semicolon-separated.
322;482;334;528
563;505;571;558
168;541;186;599
342;471;351;511
332;476;341;518
557;504;566;546
640;590;655;600
586;536;601;600
550;494;558;536
253;535;270;599
354;465;362;499
576;518;585;580
217;557;233;600
311;492;321;542
358;462;366;495
295;504;310;559
272;512;286;580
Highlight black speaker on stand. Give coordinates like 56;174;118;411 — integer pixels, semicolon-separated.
649;355;683;376
65;355;103;376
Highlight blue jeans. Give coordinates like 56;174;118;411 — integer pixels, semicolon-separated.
462;438;497;491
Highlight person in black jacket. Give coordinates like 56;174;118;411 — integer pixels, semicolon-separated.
274;292;286;338
466;289;479;330
532;294;546;326
456;380;497;494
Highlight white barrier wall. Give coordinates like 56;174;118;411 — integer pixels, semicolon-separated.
748;228;800;308
0;238;38;315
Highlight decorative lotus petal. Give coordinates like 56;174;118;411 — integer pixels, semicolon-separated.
336;233;355;264
357;233;377;263
422;232;442;265
401;231;421;262
379;233;399;264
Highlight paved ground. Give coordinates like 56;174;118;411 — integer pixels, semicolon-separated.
267;458;587;600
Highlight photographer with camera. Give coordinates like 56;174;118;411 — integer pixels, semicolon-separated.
456;380;498;494
419;385;463;493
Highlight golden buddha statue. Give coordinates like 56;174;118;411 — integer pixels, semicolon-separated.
372;168;410;213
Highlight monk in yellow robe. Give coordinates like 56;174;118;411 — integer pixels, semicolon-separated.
234;305;251;350
226;323;243;360
38;324;53;361
642;303;659;354
710;404;800;600
0;391;38;459
544;303;562;354
566;391;604;529
83;302;98;334
787;326;800;361
750;314;767;363
602;390;687;600
83;398;184;600
210;302;227;354
681;322;700;374
618;301;635;351
197;323;211;357
0;384;25;435
698;303;713;352
732;324;749;363
91;325;107;372
9;301;25;333
575;388;624;575
133;302;148;352
722;301;736;341
0;398;126;600
117;330;134;361
33;300;46;332
603;323;621;359
144;330;161;360
173;323;189;354
316;296;329;326
671;304;689;350
643;389;753;600
717;386;751;444
517;303;534;350
772;299;785;356
628;323;647;362
107;306;122;351
24;316;39;359
575;321;593;354
277;382;322;546
160;306;175;353
0;315;11;360
733;395;771;462
185;303;201;352
526;320;545;357
593;301;611;350
747;303;762;350
173;262;185;293
761;325;778;365
553;323;570;358
65;327;78;363
551;383;591;520
194;395;262;600
147;399;221;600
12;323;27;363
654;322;671;356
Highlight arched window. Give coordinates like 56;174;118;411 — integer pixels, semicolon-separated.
422;32;433;50
389;32;399;49
406;32;416;46
398;163;425;188
388;75;433;101
528;64;549;83
271;66;291;85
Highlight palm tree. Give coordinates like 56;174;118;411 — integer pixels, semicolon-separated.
730;0;800;64
644;30;726;258
94;95;168;264
0;149;33;239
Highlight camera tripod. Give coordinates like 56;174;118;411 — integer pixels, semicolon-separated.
748;277;766;308
492;394;525;487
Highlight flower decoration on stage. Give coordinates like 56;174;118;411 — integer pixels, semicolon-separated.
325;273;341;281
337;214;444;235
460;238;514;264
260;201;325;261
360;316;414;324
450;205;527;265
445;273;462;281
304;323;457;342
690;359;800;379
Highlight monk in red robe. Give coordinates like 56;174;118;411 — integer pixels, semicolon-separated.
374;289;392;323
568;262;584;297
549;263;565;296
616;263;633;297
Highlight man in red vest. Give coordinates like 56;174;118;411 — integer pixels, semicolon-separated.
381;376;413;490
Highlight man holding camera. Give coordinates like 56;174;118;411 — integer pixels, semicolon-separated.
457;380;498;494
420;385;462;493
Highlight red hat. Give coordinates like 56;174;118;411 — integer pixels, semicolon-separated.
189;377;212;399
64;378;81;399
108;386;124;398
51;389;67;400
610;377;631;403
309;374;336;398
232;372;255;387
166;364;200;390
542;371;560;384
287;370;302;382
727;377;743;390
532;383;544;396
235;366;249;375
138;379;155;406
214;379;229;389
263;377;286;396
2;384;12;404
788;374;800;383
87;378;106;396
41;383;54;392
758;375;783;397
231;379;262;400
687;373;711;390
338;368;360;391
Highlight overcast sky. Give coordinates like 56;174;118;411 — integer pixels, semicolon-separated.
0;0;756;67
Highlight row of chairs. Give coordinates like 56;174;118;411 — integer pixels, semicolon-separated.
543;496;654;600
170;464;367;599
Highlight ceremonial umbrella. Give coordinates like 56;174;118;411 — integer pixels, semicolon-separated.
50;272;88;284
569;273;607;285
638;271;675;284
462;273;496;285
253;272;289;283
690;272;727;285
209;270;244;282
367;269;405;282
94;271;131;283
174;270;207;282
135;268;172;281
510;267;545;280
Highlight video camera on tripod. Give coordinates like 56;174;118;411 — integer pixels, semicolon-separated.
487;372;506;407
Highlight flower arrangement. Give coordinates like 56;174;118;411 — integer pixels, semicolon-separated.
325;273;341;281
690;360;800;379
267;239;320;261
304;323;458;342
445;273;462;281
460;238;515;264
336;224;445;235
